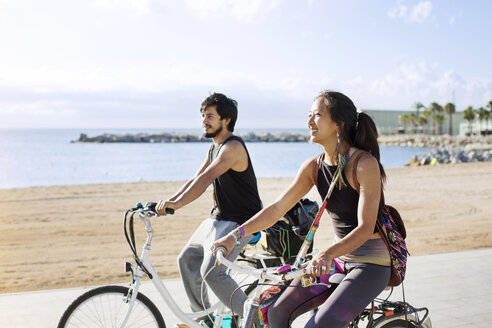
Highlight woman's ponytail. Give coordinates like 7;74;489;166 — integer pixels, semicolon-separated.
353;111;386;182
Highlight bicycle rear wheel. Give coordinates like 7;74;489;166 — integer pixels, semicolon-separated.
58;285;166;328
373;313;432;328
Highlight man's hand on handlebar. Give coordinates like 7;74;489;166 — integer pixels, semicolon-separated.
155;200;177;216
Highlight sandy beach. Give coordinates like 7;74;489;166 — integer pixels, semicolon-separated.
1;162;491;294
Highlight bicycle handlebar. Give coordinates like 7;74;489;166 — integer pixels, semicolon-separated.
215;247;311;283
133;202;174;215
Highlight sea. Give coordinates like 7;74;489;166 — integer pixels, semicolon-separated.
0;128;430;189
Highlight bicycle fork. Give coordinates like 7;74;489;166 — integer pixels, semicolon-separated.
117;261;145;328
242;276;265;328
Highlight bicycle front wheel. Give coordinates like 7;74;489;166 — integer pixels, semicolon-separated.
58;285;166;328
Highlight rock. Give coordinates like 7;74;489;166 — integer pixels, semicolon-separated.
72;131;310;143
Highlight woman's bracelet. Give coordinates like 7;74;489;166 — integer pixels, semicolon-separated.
230;230;240;245
228;226;246;246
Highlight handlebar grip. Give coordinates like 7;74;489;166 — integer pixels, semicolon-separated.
144;202;174;215
216;246;227;257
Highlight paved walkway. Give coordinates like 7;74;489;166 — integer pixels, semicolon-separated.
1;247;491;327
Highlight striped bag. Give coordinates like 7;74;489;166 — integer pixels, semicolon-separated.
377;204;408;287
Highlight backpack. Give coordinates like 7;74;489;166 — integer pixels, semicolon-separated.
264;198;319;263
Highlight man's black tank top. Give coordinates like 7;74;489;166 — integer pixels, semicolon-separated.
208;135;262;224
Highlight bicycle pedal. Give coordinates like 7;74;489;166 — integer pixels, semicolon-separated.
221;316;232;328
199;316;215;328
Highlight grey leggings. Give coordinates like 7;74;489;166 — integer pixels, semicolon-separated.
268;262;391;328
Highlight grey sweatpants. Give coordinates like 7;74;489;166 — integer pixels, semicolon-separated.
177;218;253;316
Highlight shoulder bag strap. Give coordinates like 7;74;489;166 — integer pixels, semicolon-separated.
312;153;324;188
293;152;342;267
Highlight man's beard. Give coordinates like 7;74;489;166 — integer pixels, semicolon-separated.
204;125;223;138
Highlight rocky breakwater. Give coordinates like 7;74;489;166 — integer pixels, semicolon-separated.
73;131;310;143
378;134;492;166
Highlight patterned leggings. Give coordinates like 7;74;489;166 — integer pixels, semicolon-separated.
267;262;390;328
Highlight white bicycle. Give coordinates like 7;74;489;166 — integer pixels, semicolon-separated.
57;202;295;328
58;202;431;328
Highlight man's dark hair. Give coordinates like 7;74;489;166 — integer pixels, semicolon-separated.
200;93;238;132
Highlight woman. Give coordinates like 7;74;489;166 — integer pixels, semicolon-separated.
213;90;391;327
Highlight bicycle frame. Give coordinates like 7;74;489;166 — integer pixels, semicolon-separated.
119;204;297;328
120;211;231;328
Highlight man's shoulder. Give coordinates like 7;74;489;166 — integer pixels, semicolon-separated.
224;134;244;144
221;135;246;151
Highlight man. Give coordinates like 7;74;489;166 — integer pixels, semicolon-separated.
156;93;262;321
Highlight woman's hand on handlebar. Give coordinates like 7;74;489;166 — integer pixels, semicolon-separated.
306;250;333;278
155;200;177;216
212;234;236;258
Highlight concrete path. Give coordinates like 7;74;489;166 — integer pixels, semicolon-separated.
1;247;491;327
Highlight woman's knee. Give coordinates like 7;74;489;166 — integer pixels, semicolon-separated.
267;301;290;327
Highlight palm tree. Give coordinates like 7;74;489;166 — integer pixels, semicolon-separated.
486;110;491;135
463;106;476;135
414;102;425;116
409;113;418;133
429;102;443;135
422;109;432;135
487;101;492;134
398;114;410;134
477;107;489;135
432;113;445;135
429;102;443;113
443;102;456;135
417;116;428;134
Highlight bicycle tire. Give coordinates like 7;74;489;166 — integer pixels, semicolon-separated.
58;285;166;328
372;314;432;328
375;319;418;328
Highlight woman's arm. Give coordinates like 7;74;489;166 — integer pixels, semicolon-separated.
213;156;317;255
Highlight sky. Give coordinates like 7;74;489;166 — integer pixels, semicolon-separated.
0;0;491;129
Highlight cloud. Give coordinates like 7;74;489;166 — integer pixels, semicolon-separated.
184;0;281;21
388;0;432;24
448;12;462;25
410;1;432;23
355;62;490;110
0;58;490;128
94;0;152;16
387;0;408;20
